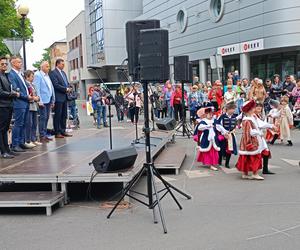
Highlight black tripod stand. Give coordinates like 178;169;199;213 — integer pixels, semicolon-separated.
175;82;193;138
107;81;192;233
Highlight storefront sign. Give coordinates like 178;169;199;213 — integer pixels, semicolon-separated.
217;43;240;56
241;39;264;53
218;39;265;56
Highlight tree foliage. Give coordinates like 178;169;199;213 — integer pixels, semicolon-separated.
0;0;34;55
33;47;51;70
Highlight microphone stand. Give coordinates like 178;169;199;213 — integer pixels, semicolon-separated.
88;68;116;150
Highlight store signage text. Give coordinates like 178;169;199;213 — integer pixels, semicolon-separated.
217;39;264;56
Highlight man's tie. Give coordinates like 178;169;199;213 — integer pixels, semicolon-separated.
61;71;68;87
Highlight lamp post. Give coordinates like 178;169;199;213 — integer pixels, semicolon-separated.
17;5;29;70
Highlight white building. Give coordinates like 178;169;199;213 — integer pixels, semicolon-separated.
84;0;143;82
66;11;99;99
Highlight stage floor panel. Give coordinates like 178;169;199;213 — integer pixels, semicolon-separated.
0;126;175;185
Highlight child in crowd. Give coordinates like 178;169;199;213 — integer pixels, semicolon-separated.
279;96;293;146
196;106;228;171
235;92;245;115
217;102;238;168
236;100;274;180
266;99;281;144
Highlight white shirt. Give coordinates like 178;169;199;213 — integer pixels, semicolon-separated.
41;71;53;91
12;68;29;95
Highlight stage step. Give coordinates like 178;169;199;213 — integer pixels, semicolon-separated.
0;191;64;216
154;145;186;175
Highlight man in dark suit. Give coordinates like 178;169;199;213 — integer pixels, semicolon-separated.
0;56;20;158
49;59;72;138
8;56;34;152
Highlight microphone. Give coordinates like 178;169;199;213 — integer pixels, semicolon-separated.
16;88;20;92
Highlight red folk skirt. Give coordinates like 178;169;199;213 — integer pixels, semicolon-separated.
197;147;219;166
236;154;262;174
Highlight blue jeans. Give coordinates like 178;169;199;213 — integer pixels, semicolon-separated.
12;108;28;147
39;103;51;138
167;105;174;118
26;111;38;142
116;108;124;121
96;105;107;126
69;104;77;120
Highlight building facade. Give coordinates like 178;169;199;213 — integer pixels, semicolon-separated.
49;39;68;74
84;0;143;83
66;11;100;99
138;0;300;83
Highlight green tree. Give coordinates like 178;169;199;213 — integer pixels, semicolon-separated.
0;0;34;55
33;47;51;70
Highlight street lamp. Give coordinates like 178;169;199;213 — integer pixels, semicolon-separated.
17;5;29;70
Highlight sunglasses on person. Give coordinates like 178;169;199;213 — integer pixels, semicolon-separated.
0;62;8;66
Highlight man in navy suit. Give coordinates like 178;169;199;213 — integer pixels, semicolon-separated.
49;59;72;138
8;56;34;152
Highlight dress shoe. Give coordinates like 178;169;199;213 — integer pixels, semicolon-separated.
252;174;264;180
24;142;37;148
20;144;32;150
12;146;25;153
33;141;43;146
263;170;275;175
242;174;253;180
40;137;49;143
1;153;14;159
55;134;65;139
62;133;73;137
7;151;18;156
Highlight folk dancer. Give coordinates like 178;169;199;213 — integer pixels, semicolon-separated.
217;102;238;168
266;99;281;144
254;102;276;175
279;95;293;146
196;106;228;171
236;100;275;180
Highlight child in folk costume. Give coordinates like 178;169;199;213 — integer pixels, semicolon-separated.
293;97;300;129
254;102;276;175
197;106;228;171
279;96;294;146
266;99;281;144
236;100;276;180
217;102;238;168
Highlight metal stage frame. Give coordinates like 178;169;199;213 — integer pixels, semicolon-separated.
0;127;176;204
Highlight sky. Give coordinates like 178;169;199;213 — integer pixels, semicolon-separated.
18;0;84;69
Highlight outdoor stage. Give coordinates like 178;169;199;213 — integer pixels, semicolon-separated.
0;125;180;205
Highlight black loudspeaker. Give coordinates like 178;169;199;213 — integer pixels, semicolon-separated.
126;20;160;80
174;56;192;82
92;146;138;173
156;118;176;130
139;29;169;82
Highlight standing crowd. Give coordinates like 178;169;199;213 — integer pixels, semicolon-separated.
189;71;299;180
0;56;74;159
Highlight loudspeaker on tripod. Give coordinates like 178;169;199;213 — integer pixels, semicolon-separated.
139;28;170;82
126;20;160;81
92;146;138;173
174;56;193;83
156;118;176;131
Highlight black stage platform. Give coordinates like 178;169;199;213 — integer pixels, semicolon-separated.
0;125;175;203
